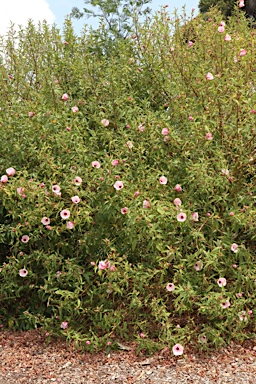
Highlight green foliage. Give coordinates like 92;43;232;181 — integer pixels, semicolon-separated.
0;8;255;354
199;0;256;20
199;0;237;17
70;0;152;38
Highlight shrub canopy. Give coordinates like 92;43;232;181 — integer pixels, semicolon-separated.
0;7;255;353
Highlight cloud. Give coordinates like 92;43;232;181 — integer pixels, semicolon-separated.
0;0;55;36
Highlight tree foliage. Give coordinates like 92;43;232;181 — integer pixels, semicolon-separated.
199;0;256;19
199;0;236;17
70;0;152;38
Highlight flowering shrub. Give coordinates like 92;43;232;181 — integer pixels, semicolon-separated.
0;8;255;354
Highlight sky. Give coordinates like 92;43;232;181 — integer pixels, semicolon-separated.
0;0;199;37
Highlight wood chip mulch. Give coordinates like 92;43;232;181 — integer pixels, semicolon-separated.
0;329;255;383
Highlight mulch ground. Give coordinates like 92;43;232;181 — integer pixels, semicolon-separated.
0;329;255;383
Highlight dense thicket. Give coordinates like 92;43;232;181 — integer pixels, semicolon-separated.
0;8;255;353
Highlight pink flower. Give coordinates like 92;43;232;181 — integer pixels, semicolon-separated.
66;126;71;131
188;115;194;121
21;235;29;243
174;198;181;207
109;265;115;272
40;183;45;188
239;49;247;57
71;106;78;113
134;191;140;197
121;207;129;215
192;212;199;221
194;261;203;271
41;217;50;225
114;181;124;190
139;332;146;338
206;212;211;217
98;260;109;270
74;176;82;186
28;111;35;118
62;93;69;101
229;211;234;216
237;292;243;298
166;283;175;292
218;26;225;33
1;175;8;183
221;169;229;176
217;278;227;287
205;132;213;140
6;167;16;176
60;209;70;220
188;41;194;47
126;141;133;149
111;160;119;166
159;176;167;185
86;340;91;345
177;212;186;222
101;119;109;127
174;184;182;192
206;72;214;80
238;311;247;322
239;0;245;7
172;344;184;356
224;34;231;41
161;128;169;135
66;221;74;229
19;268;28;277
199;335;207;343
60;321;68;330
231;243;239;253
232;264;237;268
17;187;24;195
71;195;80;204
92;161;101;168
138;123;145;132
46;225;51;230
143;200;150;209
219;21;225;27
52;185;61;194
221;300;230;309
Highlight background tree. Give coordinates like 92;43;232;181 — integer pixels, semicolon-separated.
199;0;256;19
199;0;237;17
70;0;152;38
